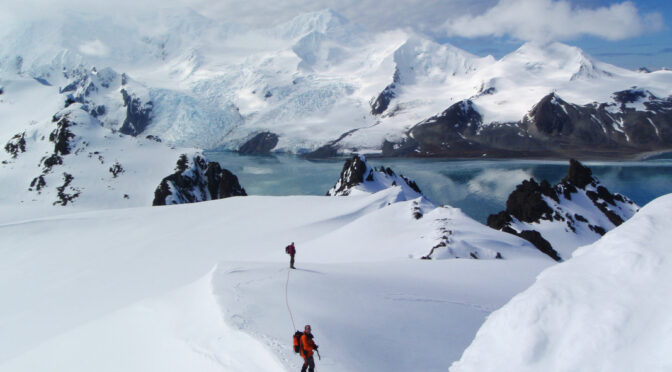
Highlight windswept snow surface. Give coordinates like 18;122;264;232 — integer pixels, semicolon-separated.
451;193;672;372
0;188;553;372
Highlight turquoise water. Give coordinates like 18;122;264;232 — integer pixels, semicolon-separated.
205;151;672;223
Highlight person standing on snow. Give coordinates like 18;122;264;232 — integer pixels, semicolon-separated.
300;324;318;372
285;242;296;269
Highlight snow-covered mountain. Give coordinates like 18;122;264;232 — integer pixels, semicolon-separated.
2;8;671;157
487;159;638;260
0;102;201;212
451;193;672;372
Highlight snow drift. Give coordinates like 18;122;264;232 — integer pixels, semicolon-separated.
451;193;672;372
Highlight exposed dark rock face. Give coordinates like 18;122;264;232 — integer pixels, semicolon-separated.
41;154;63;171
503;179;557;223
29;175;46;192
49;116;76;155
383;99;547;158
153;154;247;206
327;155;423;197
57;67;118;119
21;112;88;205
487;159;638;260
109;162;124;178
562;158;593;188
4;132;26;158
238;132;279;155
383;90;672;159
327;155;368;196
370;83;396;115
517;230;560;261
119;89;153;136
53;172;80;206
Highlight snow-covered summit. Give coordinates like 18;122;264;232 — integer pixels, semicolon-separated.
501;42;613;81
270;9;363;42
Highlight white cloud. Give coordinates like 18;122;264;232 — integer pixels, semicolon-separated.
0;0;662;44
0;0;494;34
440;0;664;42
78;40;110;56
467;168;532;202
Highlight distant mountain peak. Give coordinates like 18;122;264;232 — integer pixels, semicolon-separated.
507;41;612;81
272;8;362;41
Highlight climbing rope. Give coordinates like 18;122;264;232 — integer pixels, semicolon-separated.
285;267;297;332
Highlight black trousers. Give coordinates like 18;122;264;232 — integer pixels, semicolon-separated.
301;355;315;372
290;254;295;268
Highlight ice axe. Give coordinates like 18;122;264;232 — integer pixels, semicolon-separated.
316;349;321;360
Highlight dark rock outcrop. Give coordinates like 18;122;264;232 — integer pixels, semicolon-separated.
502;179;557;223
22;112;82;204
238;132;279;155
53;172;80;206
370;83;396;115
327;155;423;198
4;132;26;158
109;162;124;178
119;89;153;136
327;155;368;196
153;154;247;206
49;115;76;155
383;90;672;159
517;230;560;261
487;159;638;260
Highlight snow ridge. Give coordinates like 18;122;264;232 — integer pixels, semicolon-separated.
451;194;672;372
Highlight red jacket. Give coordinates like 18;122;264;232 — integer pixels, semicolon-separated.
300;333;316;358
286;244;296;255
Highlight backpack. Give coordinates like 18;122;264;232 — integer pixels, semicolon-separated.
293;331;303;353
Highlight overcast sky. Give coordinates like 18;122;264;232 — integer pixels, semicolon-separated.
1;0;670;69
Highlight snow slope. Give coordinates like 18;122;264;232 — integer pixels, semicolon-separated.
0;102;200;218
2;8;670;153
0;187;552;372
451;193;672;372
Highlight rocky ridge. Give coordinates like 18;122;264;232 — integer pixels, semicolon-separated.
487;159;639;260
327;155;544;261
327;154;422;199
153;154;247;205
383;89;672;159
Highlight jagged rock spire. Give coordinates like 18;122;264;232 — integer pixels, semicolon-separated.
487;159;638;261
